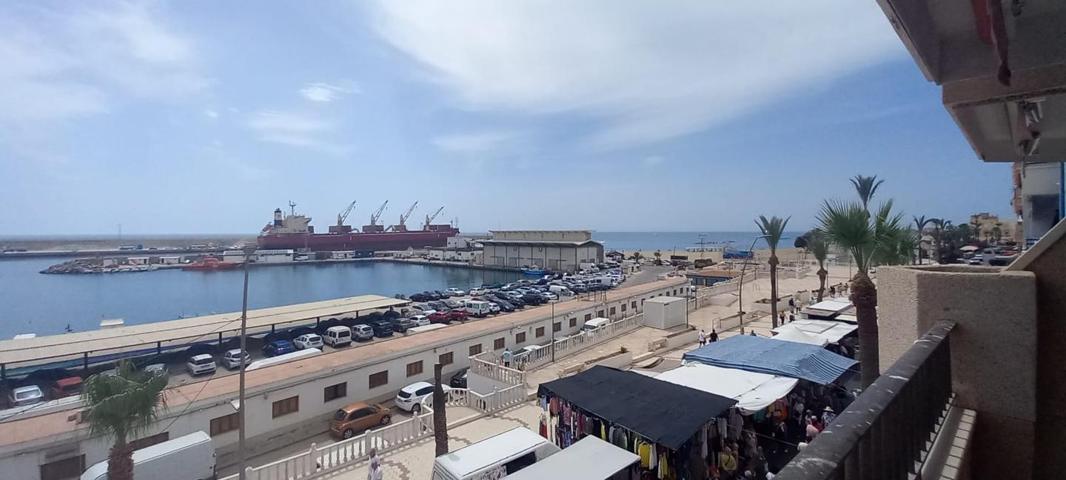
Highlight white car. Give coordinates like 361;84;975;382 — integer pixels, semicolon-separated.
394;381;450;413
469;287;487;296
143;363;169;378
186;354;217;376
8;385;44;407
409;315;431;327
446;288;466;296
486;302;501;314
221;349;250;370
293;333;324;350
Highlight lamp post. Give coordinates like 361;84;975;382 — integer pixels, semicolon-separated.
237;247;253;480
737;235;768;335
550;300;557;363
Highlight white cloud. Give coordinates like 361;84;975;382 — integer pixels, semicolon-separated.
299;82;359;103
642;155;664;167
370;1;904;149
432;131;516;154
246;110;351;155
0;2;208;155
204;109;219;118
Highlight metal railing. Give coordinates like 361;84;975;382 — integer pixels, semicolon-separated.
776;321;955;480
518;313;644;370
470;353;526;385
224;383;527;480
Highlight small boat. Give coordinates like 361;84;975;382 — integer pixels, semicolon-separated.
521;266;547;276
183;257;241;271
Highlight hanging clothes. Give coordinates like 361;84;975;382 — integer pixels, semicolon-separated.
638;442;651;468
649;444;658;470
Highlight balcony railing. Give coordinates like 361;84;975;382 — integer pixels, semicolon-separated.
776;321;955;480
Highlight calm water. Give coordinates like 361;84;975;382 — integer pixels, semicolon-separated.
593;231;803;252
0;258;520;338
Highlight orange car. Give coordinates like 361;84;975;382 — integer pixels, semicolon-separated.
329;401;392;439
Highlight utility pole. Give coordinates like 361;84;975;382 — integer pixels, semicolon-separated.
550;300;556;363
737;235;767;335
237;248;252;480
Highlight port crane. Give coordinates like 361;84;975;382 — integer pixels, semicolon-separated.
390;201;419;232
423;206;445;229
329;200;358;233
369;200;388;226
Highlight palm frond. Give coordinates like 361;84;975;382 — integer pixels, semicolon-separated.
850;175;884;210
754;215;790;252
82;360;168;442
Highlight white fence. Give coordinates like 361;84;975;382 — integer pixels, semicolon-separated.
223;383;528;480
514;313;644;371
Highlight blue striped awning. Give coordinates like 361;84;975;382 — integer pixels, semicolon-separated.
682;335;857;385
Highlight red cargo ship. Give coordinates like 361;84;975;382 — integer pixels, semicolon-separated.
256;202;459;253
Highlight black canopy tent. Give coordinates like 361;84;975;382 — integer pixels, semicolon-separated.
537;365;737;449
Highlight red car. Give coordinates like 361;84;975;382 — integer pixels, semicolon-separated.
428;312;450;324
446;310;468;322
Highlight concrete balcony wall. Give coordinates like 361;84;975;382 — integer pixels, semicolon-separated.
878;265;1037;479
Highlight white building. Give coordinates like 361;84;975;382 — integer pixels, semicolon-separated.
253;249;293;263
427;247;481;262
480;231;604;273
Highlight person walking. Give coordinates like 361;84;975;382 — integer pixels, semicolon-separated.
502;348;512;368
699;329;707;346
710;329;719;342
778;312;786;326
787;297;795;313
367;448;383;480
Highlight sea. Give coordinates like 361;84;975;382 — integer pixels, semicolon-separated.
0;232;798;338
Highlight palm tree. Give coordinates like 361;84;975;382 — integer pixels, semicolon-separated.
755;215;790;328
912;216;932;264
629;251;643;262
653;250;662;265
929;218;950;263
850;175;884;211
82;360;168;480
805;230;830;302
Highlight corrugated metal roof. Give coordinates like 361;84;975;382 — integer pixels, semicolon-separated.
682;335;857;385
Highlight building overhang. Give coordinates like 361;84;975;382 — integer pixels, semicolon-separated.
877;0;1066;163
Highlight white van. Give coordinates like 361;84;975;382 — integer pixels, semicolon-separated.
431;427;560;480
582;317;611;331
81;431;215;480
548;285;573;296
323;325;352;347
463;300;492;318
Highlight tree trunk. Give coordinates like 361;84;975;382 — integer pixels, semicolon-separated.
816;267;827;302
108;436;133;480
433;363;448;456
768;254;779;328
850;272;879;388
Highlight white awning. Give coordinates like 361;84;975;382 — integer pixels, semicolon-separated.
773;320;858;344
506;435;638;480
656;363;798;414
771;328;828;347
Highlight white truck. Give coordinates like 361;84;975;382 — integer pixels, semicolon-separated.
81;431;215;480
463;300;492;318
432;427;559;480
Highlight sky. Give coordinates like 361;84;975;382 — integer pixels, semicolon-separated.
0;1;1013;235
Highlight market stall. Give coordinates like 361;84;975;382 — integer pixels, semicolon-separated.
681;335;856;385
654;363;799;414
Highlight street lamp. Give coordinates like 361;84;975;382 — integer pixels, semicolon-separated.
550;300;557;363
737;235;768;334
237;246;254;480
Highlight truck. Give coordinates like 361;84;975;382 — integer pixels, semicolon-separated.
81;431;215;480
431;427;559;480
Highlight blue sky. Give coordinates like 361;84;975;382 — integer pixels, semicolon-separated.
0;1;1012;235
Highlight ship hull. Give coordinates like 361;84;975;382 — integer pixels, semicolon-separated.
257;229;458;252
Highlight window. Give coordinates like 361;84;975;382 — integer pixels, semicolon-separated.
494;337;506;350
469;344;482;356
40;455;84;480
407;361;424;377
597;310;605;317
535;326;545;338
631;301;637;309
324;382;347;402
569;318;577;328
272;396;299;418
439;352;454;365
553;322;561;332
369;371;389;389
621;304;627;312
129;431;169;451
516;332;526;343
210;413;240;436
584;313;592;321
609;307;616;316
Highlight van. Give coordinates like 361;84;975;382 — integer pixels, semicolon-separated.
582;317;611;331
548;285;573;296
323;325;352;347
463;300;492;318
431;427;560;480
81;431;215;480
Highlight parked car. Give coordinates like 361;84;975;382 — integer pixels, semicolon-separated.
429;301;448;311
50;376;83;399
221;349;251;370
263;339;296;357
444;299;463;309
293;333;324;350
409;293;429;302
323;325;353;348
9;385;44;407
370;322;394;338
395;381;449;413
314;318;343;335
143;363;169;379
409;314;431;326
494;300;515;312
446;287;467;296
186;354;217;376
469;287;487;296
486;302;501;314
449;368;469;388
330;402;392;439
446;310;469;322
390;317;417;333
428;312;450;324
435;290;452;299
521;294;544;305
352;324;375;341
